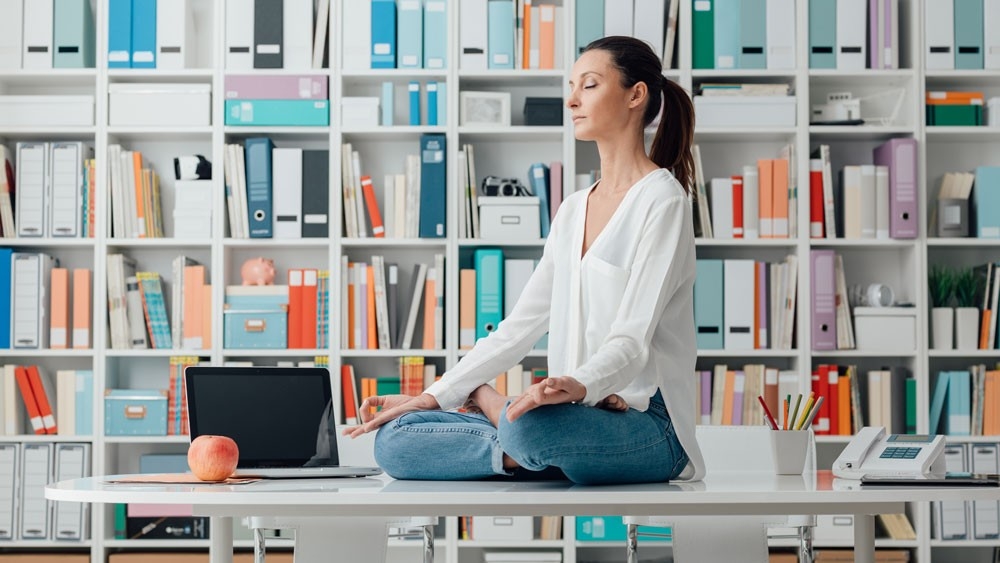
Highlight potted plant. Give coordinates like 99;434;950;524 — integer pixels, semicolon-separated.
953;267;983;350
928;264;956;350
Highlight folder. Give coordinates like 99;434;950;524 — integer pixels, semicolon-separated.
157;0;194;69
723;259;754;350
487;0;515;68
400;263;427;349
936;444;969;539
528;163;550;237
226;0;255;69
808;0;836;68
361;176;385;237
986;0;1000;69
271;147;303;239
14;142;47;232
52;442;89;539
387;263;400;347
503;259;534;317
475;248;503;340
739;0;766;69
423;0;447;68
460;0;488;69
253;0;283;68
460;268;476;349
884;0;899;69
302;268;318;349
50;268;69;349
397;0;423;68
925;0;955;69
0;443;18;539
575;0;604;57
713;0;740;69
765;0;795;69
710;178;733;238
742;165;759;239
108;0;132;67
859;164;876;238
182;265;205;349
955;0;984;69
873;137;917;239
371;0;398;68
244;137;275;238
695;259;724;349
948;370;971;435
836;0;866;70
875;165;890;239
72;268;91;348
427;81;438;125
18;443;51;539
288;268;304;348
21;0;53;69
131;0;157;68
538;4;556;69
810;249;836;351
342;0;371;69
975;166;1000;238
12;252;56;350
14;366;44;434
419;133;446;238
53;0;95;68
50;142;91;237
633;0;665;62
0;0;24;69
301;149;329;238
283;0;313;69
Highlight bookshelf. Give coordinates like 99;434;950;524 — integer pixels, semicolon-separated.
1;0;999;561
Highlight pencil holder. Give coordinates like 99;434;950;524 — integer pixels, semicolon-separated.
769;430;810;475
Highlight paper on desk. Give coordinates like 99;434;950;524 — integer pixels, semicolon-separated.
104;473;262;485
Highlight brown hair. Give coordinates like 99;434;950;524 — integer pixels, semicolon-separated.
582;36;695;195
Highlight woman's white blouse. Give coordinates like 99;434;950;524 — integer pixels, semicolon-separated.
424;168;705;481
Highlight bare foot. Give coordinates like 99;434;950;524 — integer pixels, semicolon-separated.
469;384;509;428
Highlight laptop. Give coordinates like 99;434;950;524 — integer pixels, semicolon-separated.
185;366;382;478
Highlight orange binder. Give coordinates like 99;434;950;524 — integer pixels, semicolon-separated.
731;176;744;238
721;370;736;425
522;0;532;69
361;176;385;238
72;268;91;349
757;159;774;238
49;268;70;349
538;4;555;69
26;365;56;434
288;269;304;348
302;269;318;349
423;268;436;350
132;151;146;237
15;366;45;434
771;158;790;238
341;365;358;423
183;265;205;349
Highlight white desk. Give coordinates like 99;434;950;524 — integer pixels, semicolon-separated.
46;471;999;563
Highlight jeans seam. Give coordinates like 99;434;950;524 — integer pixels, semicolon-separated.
393;423;498;439
527;433;670;465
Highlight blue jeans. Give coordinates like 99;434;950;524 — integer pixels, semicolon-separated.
374;391;689;485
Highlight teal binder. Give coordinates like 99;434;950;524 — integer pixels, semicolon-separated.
928;371;950;435
423;0;447;69
372;0;398;68
713;0;740;69
576;0;605;57
53;0;95;68
397;0;424;68
107;0;131;68
974;166;1000;238
475;248;504;340
954;0;984;69
692;0;715;68
487;0;515;69
225;100;330;126
739;0;766;69
695;259;724;349
947;370;971;435
808;0;836;69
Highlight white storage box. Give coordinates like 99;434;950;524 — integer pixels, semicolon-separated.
853;307;917;352
471;516;533;541
479;196;541;241
341;97;380;128
989;97;1000;127
109;83;211;126
812;514;855;542
0;95;94;127
693;95;796;127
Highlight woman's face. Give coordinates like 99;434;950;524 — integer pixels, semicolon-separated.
565;49;639;142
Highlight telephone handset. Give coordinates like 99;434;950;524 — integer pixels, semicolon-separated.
832;426;947;479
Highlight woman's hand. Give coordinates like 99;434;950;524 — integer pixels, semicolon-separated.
596;393;629;412
505;376;587;422
342;393;441;438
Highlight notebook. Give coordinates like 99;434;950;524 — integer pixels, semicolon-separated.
185;366;382;478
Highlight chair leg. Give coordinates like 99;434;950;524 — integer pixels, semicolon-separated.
422;524;435;563
254;527;266;563
625;523;638;563
798;525;814;563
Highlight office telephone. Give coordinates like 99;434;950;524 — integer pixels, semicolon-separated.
832;426;947;479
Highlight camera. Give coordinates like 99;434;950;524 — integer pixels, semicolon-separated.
482;175;532;197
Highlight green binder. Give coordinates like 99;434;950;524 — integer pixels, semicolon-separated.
692;0;715;69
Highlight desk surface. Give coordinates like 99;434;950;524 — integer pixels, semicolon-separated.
45;471;1000;518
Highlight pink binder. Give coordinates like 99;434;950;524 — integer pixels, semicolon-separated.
873;137;917;239
224;74;329;100
810;249;837;351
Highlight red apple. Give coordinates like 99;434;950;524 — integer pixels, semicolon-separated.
188;435;240;481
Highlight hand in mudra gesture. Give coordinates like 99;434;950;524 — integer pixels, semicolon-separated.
343;393;441;438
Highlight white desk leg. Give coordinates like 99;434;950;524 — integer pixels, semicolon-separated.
293;517;389;563
211;516;234;563
854;513;875;563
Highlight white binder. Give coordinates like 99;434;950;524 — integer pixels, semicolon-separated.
341;0;372;70
710;178;733;239
157;0;195;69
22;0;53;69
15;142;48;238
49;142;92;238
859;164;877;239
225;0;255;69
283;0;314;70
741;165;759;239
12;252;56;349
925;0;955;69
835;0;866;70
52;443;90;540
0;0;23;69
18;443;51;540
632;0;665;64
503;259;535;317
765;0;795;69
272;148;303;239
935;444;969;539
986;0;1000;69
971;443;1000;539
604;0;633;36
459;0;487;70
0;443;18;540
723;259;755;350
875;165;890;239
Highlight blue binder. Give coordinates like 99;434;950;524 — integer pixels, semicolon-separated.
409;81;421;125
131;0;157;68
528;163;551;238
397;0;423;68
419;133;446;237
475;248;504;340
371;0;398;68
954;0;984;69
423;0;447;68
948;370;971;435
487;0;515;69
53;0;96;68
75;370;93;435
713;0;740;68
694;259;724;349
0;248;11;348
739;0;766;69
381;82;395;126
244;137;275;238
575;0;604;57
427;81;438;125
107;0;132;68
808;0;837;69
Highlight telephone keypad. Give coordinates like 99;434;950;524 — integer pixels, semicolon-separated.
879;447;922;460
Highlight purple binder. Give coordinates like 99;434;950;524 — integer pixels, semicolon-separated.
810;249;836;351
869;0;879;68
873;137;917;239
224;75;329;100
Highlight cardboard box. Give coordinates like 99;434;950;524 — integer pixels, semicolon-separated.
478;196;540;241
853;307;917;352
693;95;796;127
104;389;167;436
109;83;211;127
0;95;94;127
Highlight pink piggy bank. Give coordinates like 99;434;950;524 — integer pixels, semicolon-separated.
241;257;276;286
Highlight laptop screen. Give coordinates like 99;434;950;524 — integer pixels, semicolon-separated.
185;367;339;468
